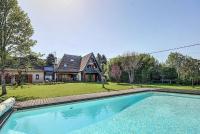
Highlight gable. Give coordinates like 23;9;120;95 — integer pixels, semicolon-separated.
81;53;102;72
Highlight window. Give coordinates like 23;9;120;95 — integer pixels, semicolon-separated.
64;64;67;68
36;74;39;80
87;65;92;68
70;59;74;62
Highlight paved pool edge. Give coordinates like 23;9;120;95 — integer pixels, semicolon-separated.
14;88;154;110
14;88;200;110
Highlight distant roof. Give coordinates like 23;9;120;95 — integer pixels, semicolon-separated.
56;53;98;73
2;68;44;73
57;54;82;72
44;66;54;71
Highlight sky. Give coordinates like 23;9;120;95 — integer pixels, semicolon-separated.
18;0;200;62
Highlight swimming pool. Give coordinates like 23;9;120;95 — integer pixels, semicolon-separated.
1;92;200;134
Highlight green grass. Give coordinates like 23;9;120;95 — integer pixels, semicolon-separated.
0;82;138;101
139;83;200;90
0;82;200;101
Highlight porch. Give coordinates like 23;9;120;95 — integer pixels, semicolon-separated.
56;73;79;82
82;73;101;82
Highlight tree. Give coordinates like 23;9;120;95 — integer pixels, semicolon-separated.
11;53;43;86
110;65;122;82
101;55;107;65
135;54;157;83
120;52;141;83
46;53;55;66
182;58;200;87
96;53;107;88
0;0;36;95
96;53;102;66
28;52;45;67
166;52;184;80
160;66;177;83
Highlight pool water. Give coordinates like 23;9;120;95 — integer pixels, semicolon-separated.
1;92;200;134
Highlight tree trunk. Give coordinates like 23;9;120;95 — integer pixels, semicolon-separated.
128;73;132;83
128;71;134;84
192;78;194;88
1;71;7;95
101;75;105;88
101;65;105;88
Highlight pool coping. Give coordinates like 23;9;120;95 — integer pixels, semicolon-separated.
14;88;155;110
14;88;200;110
1;88;200;129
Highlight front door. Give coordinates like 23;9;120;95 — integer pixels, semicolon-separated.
28;74;32;83
88;74;92;82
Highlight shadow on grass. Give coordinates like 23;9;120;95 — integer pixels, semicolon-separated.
117;83;132;86
103;87;118;92
14;96;40;101
0;95;39;102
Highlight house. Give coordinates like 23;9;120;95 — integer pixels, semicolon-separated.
0;68;44;84
56;53;102;82
44;66;55;81
29;68;44;83
0;52;102;84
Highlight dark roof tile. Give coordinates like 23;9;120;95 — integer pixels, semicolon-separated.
57;54;81;72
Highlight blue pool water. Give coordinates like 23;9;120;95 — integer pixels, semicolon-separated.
1;92;200;134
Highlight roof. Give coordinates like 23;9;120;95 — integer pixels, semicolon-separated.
56;54;82;72
56;53;101;73
0;68;44;75
80;53;93;71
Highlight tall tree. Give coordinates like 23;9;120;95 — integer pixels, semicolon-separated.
135;54;157;83
28;52;45;67
46;53;55;66
96;53;102;66
167;52;200;85
120;52;141;83
96;53;107;88
0;0;36;95
166;52;184;80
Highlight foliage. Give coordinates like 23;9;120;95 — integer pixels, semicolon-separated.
110;65;122;82
108;52;199;86
167;52;200;85
46;53;56;66
120;52;141;83
135;54;158;83
0;0;36;94
96;53;108;88
160;66;177;80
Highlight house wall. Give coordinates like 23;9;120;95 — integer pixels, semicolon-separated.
78;73;82;81
30;72;44;83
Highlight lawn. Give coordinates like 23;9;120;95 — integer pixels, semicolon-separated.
0;82;200;101
139;83;200;90
0;82;138;101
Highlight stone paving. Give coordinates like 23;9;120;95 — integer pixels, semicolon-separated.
15;88;200;110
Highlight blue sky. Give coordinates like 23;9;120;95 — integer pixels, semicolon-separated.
18;0;200;61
